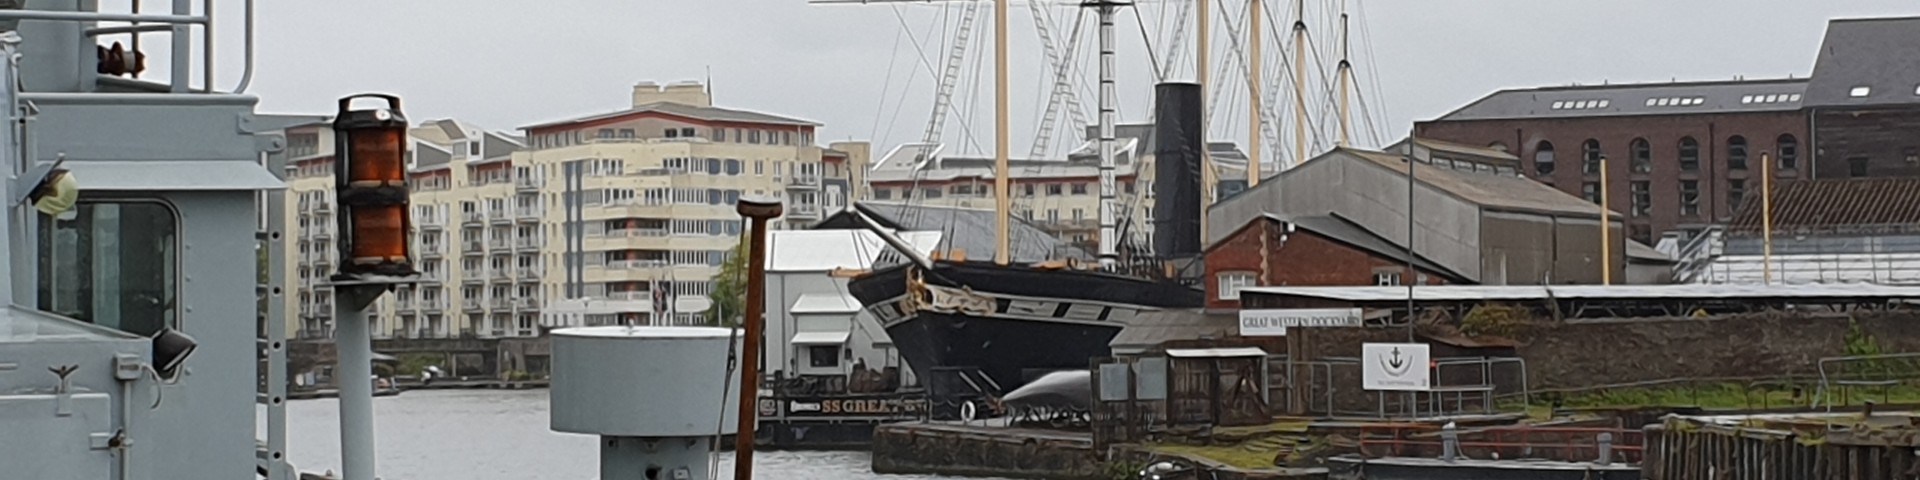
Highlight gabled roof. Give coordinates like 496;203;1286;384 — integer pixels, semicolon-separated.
1804;16;1920;108
1430;78;1807;122
520;101;820;131
1726;177;1920;234
1341;148;1616;219
1206;213;1468;282
1108;309;1237;355
813;202;1090;264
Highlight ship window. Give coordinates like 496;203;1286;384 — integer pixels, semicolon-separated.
808;345;840;368
1217;271;1255;300
37;200;180;336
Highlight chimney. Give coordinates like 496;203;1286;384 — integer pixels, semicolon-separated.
1152;82;1204;260
632;80;712;108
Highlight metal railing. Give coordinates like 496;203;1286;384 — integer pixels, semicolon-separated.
1358;424;1644;465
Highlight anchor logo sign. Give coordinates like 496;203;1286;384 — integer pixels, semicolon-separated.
1381;347;1413;378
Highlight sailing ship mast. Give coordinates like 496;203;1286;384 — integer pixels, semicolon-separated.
1246;0;1262;187
993;0;1012;266
1094;0;1124;267
1336;1;1353;147
1290;0;1308;168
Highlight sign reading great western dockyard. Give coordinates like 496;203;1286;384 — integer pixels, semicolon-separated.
1237;308;1363;336
1361;343;1431;392
781;396;927;417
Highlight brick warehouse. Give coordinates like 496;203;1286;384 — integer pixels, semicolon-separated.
1203;214;1461;309
1413;15;1920;245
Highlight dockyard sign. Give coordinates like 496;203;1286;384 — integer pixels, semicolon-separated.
1238;308;1363;336
1361;343;1431;391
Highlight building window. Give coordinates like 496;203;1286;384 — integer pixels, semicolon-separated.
1217;271;1255;300
1630;138;1651;173
1679;180;1700;217
1582;182;1601;205
1582;139;1602;174
1777;134;1798;171
38;201;179;337
1726;135;1748;170
1728;179;1746;211
1629;224;1652;245
1373;270;1403;286
1071;183;1089;195
808;345;841;368
1533;141;1555;175
1023;183;1036;196
1629;181;1650;217
664;128;678;138
1046;184;1063;196
681;128;695;138
714;129;727;142
1849;157;1870;177
1678;137;1700;172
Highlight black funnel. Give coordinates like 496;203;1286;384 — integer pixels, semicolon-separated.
1152;82;1203;259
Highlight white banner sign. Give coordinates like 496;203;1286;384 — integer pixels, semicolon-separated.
1238;308;1363;336
1362;343;1431;391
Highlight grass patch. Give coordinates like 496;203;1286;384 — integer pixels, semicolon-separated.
1149;443;1278;470
1509;382;1920;412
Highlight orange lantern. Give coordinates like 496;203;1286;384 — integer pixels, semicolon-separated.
332;94;418;278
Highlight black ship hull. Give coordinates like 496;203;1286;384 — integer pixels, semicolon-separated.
847;260;1202;417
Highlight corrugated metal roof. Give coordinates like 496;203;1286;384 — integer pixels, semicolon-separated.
790;293;863;314
844;202;1091;263
1344;149;1612;218
1804;17;1920;108
1207;214;1465;281
520;101;820;131
766;230;943;272
1726;178;1920;233
1109;309;1237;354
1432;78;1807;122
790;331;851;345
1240;283;1920;302
1167;347;1268;358
63;160;284;191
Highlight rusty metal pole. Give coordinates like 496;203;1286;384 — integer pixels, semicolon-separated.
733;197;782;480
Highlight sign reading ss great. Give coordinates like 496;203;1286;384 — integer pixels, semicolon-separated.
782;396;927;417
1238;308;1363;336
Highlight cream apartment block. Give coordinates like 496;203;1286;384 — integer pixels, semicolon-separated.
867;124;1250;251
523;81;869;327
279;118;536;340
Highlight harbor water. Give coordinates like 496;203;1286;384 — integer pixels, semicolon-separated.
262;389;998;480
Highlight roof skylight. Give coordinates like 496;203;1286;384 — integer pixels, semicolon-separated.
1850;86;1872;97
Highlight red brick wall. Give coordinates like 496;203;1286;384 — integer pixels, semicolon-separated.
1205;219;1448;309
1415;111;1808;243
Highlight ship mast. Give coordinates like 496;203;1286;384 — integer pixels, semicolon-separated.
1336;1;1353;147
1094;0;1126;268
993;0;1012;265
1194;0;1214;247
1290;0;1308;168
1245;0;1261;187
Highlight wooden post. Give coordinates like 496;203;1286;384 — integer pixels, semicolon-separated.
734;197;783;480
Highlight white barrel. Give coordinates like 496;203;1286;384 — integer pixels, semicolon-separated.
548;326;742;437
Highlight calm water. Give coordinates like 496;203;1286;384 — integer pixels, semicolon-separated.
264;389;997;480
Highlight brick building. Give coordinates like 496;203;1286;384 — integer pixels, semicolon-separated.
1208;147;1629;288
1414;79;1810;246
1804;16;1920;179
1204;214;1462;309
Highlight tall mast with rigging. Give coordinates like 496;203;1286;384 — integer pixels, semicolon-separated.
1094;0;1128;268
1290;0;1308;168
993;0;1012;265
1246;0;1262;187
1336;2;1353;147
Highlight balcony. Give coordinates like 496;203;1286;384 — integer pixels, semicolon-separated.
516;208;541;222
517;298;541;309
462;211;484;226
491;268;512;281
787;175;821;188
418;272;444;284
462;298;483;311
486;239;509;251
516;238;540;252
488;210;512;225
420;299;446;312
419;243;445;258
612;291;650;301
516;177;543;192
417;218;445;231
463;241;485;254
488;297;513;310
395;298;415;310
792;205;822;218
309;202;332;214
463;273;485;285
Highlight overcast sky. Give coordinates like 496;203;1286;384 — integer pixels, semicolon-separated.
145;0;1916;159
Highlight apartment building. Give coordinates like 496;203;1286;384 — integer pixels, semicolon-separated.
865;123;1248;252
280;118;533;340
524;81;866;327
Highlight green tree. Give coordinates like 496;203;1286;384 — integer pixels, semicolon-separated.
705;233;750;327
